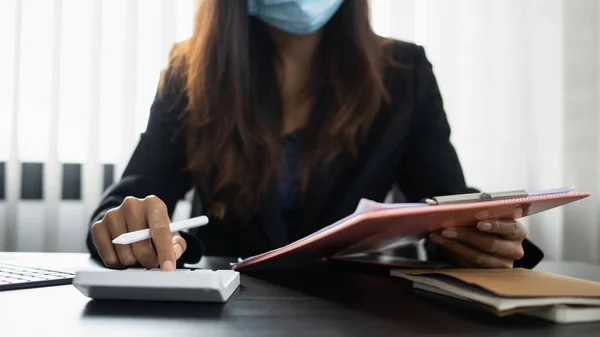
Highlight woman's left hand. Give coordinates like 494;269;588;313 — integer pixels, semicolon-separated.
429;220;528;268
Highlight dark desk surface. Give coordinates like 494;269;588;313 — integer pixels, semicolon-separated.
1;253;599;337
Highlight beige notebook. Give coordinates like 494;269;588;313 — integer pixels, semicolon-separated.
391;268;600;322
396;268;600;297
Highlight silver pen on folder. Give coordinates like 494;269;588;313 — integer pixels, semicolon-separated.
424;190;529;205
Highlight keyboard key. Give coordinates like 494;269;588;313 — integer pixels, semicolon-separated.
2;265;29;272
4;278;28;284
43;275;66;280
19;272;44;277
15;275;44;282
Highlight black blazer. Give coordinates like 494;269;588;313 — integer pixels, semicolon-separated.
86;40;543;269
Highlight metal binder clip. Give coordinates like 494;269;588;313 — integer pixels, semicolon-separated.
424;190;528;205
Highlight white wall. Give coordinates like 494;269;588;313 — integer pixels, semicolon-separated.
562;0;600;262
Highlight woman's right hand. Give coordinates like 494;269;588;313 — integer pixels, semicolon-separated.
90;195;187;271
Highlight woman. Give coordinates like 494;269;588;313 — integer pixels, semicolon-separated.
87;0;543;271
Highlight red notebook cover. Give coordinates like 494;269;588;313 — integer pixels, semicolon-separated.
233;189;590;271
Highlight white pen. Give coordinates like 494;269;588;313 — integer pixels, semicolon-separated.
112;216;210;245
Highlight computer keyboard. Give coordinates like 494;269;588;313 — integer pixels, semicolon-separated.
0;263;74;291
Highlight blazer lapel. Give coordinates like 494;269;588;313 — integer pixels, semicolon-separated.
299;148;351;238
255;66;413;244
256;101;409;246
256;176;290;249
299;77;412;237
293;88;354;239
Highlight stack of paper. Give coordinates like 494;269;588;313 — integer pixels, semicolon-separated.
391;268;600;323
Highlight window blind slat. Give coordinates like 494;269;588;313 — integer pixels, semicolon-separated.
0;0;18;161
82;0;104;252
43;0;63;252
116;0;139;179
5;0;23;251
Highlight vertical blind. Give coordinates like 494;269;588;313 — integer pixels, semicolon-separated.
1;0;599;263
0;0;197;253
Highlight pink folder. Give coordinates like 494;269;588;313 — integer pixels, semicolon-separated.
233;188;590;271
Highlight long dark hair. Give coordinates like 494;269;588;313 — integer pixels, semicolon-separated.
161;0;391;218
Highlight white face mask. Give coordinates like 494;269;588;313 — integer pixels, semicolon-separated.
248;0;345;35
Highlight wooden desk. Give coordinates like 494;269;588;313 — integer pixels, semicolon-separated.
1;253;599;337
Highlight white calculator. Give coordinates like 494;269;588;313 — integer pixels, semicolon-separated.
72;268;240;303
